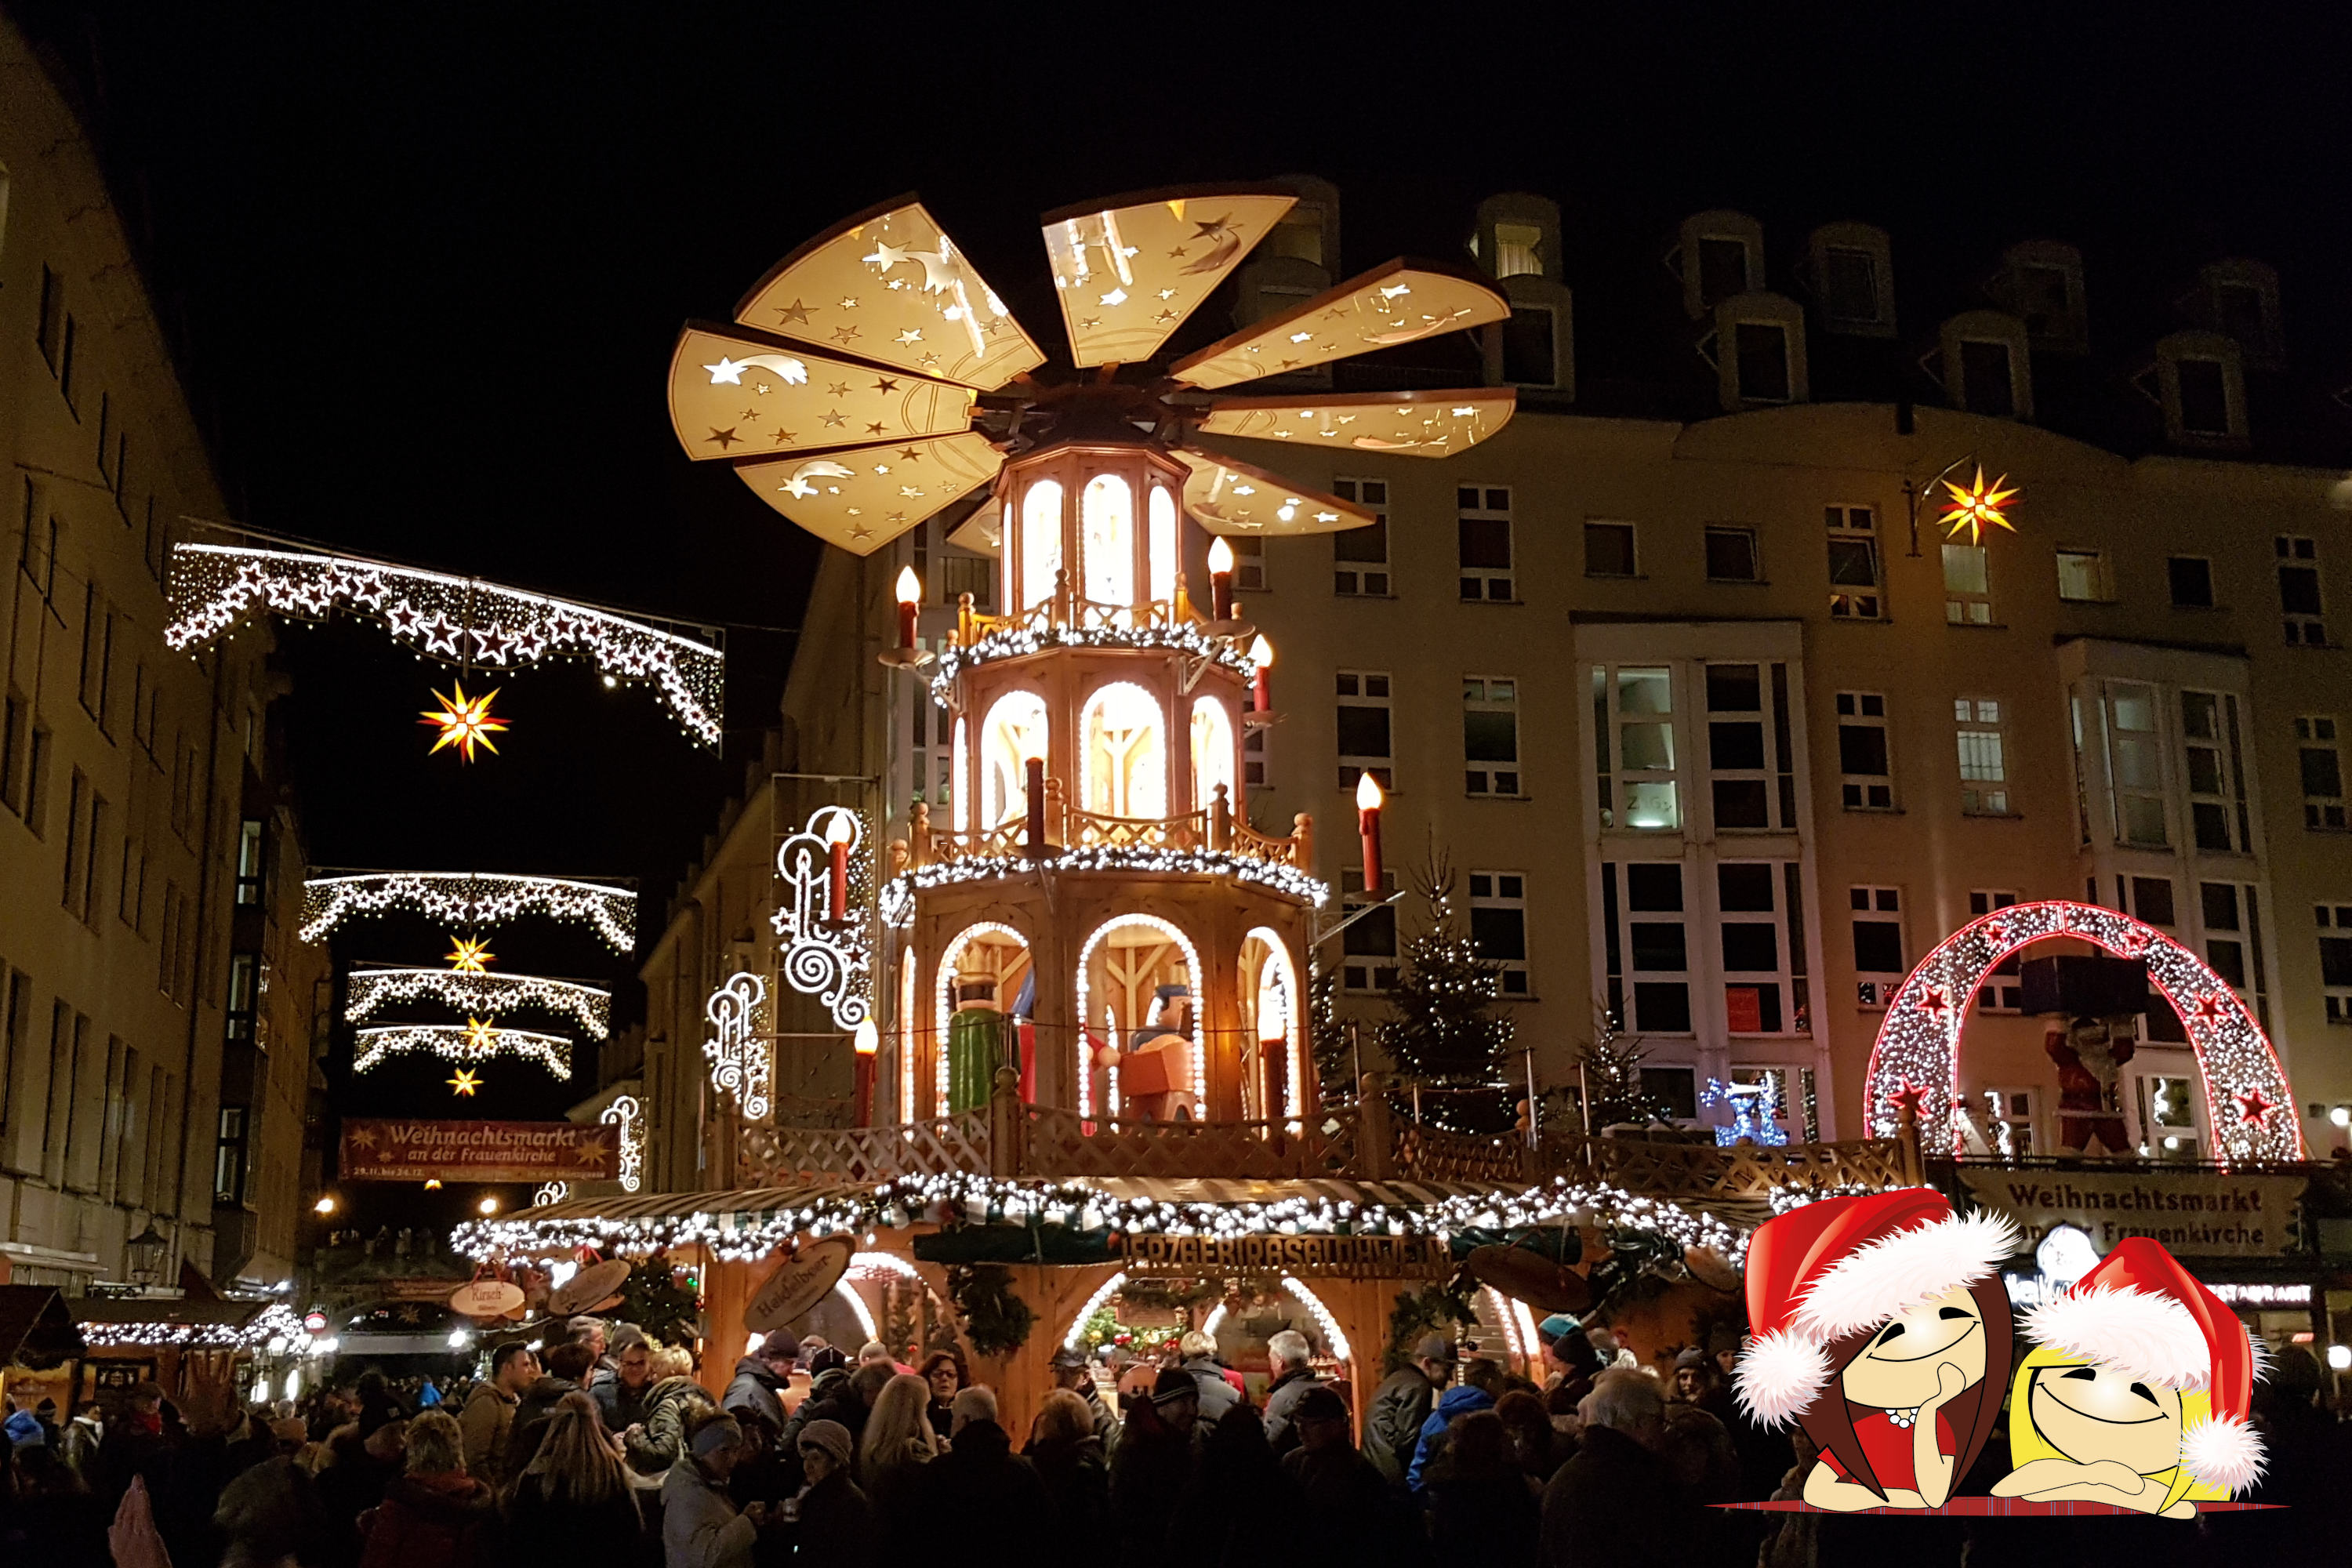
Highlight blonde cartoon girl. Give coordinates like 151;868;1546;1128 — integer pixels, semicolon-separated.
1736;1190;2018;1512
1993;1236;2264;1516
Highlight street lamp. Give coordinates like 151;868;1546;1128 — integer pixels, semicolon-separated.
125;1222;169;1286
477;1196;500;1216
313;1195;338;1215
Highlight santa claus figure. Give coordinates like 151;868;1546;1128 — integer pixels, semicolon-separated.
2047;1015;2135;1154
1102;983;1194;1122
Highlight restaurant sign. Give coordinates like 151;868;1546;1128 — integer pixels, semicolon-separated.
340;1118;617;1183
1959;1168;2305;1258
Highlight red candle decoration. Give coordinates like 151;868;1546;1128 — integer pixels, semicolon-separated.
824;812;853;922
1207;536;1236;621
1024;755;1047;854
851;1019;878;1125
1356;770;1385;891
1249;634;1273;712
894;565;921;649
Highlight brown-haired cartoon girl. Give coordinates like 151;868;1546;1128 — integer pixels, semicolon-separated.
1735;1190;2017;1511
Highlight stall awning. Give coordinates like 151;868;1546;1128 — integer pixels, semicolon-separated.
0;1285;85;1367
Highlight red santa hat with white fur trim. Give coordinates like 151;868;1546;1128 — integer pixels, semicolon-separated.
2024;1236;2266;1494
1735;1189;2017;1428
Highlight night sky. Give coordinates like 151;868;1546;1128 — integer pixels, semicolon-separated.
15;3;2351;1138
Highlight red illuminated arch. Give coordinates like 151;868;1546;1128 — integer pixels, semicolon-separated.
1860;900;2303;1166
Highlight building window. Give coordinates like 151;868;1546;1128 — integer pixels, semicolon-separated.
1958;339;2018;417
1468;871;1530;996
1607;861;1690;1033
225;953;258;1042
2105;682;2169;847
78;590;114;734
62;771;90;917
2169;556;2215;609
2001;242;2087;348
1501;306;1558;387
1243;723;1268;789
1826;505;1881;618
236;818;266;906
1457;486;1512;601
1955;698;2010;815
1820;247;1882;326
1705;662;1796;831
36;265;66;374
1704;525;1760;583
120;837;146;930
2180;691;2249;852
1943;543;1991;624
1697;235;1754;308
2055;548;2108;603
2297;717;2346;829
1340;868;1399;993
1733;321;1792;402
1492;223;1544;280
2318;902;2352;1025
1584;521;1636;578
2201;883;2268;1027
2175;358;2230;435
1594;665;1678;831
1462;677;1521;797
1335;670;1392;791
213;1105;247;1207
0;688;28;819
1851;886;1905;1006
1225;534;1265;593
937;552;995;611
1836;691;1893;809
1330;479;1389;595
1717;861;1806;1035
1969;891;2024;1011
2277;535;2325;645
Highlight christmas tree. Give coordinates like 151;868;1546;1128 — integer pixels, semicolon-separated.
1306;965;1354;1106
1374;855;1514;1133
1569;1011;1673;1131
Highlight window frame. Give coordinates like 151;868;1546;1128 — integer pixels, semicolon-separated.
1330;477;1391;597
1943;541;1994;625
1456;485;1514;602
2296;716;2346;831
1835;690;1894;810
2275;535;2325;646
1969;891;2024;1013
2167;555;2216;610
1468;869;1530;997
1703;524;1762;584
1334;669;1393;792
2054;546;2111;604
2318;901;2352;1026
1955;696;2013;816
1849;885;1907;1007
1825;504;1882;619
1461;676;1523;798
1584;519;1638;579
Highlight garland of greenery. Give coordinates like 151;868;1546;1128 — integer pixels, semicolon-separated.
1381;1278;1478;1374
614;1251;702;1348
944;1263;1037;1357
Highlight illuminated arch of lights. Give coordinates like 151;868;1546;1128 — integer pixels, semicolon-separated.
300;872;636;952
344;967;612;1038
354;1022;573;1080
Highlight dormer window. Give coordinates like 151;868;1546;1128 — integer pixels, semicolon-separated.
1673;211;1763;319
1700;292;1808;411
1493;224;1544;279
1934;310;2033;420
1475;194;1571;396
2197;258;2282;367
1994;241;2088;351
2140;332;2249;447
1501;304;1560;387
1806;223;1895;336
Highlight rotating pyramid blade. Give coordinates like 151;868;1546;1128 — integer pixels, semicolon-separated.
1193;388;1516;458
1171;447;1377;535
1040;186;1298;367
1170;260;1510;389
735;197;1044;390
731;431;1004;557
669;325;979;461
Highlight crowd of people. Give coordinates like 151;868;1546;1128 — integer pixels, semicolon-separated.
3;1308;2346;1567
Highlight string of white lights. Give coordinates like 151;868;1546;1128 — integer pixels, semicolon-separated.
601;1095;644;1193
452;1170;1748;1266
344;967;612;1038
354;1022;573;1080
165;543;725;745
300;872;636;951
771;807;874;1029
702;972;771;1120
927;619;1254;710
78;1304;307;1350
885;843;1329;923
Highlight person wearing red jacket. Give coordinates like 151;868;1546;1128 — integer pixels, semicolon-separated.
2045;1017;2134;1153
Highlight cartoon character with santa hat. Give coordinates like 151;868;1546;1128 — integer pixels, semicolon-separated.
1735;1189;2018;1511
1992;1236;2265;1516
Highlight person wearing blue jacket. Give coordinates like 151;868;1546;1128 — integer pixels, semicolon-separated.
1406;1359;1506;1494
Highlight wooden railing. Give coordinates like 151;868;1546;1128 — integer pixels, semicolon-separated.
1066;804;1207;852
903;793;1314;878
733;1073;1912;1206
957;586;1189;645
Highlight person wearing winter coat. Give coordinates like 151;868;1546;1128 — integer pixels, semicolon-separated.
624;1350;719;1475
1171;1403;1301;1566
1363;1335;1452;1489
1109;1370;1203;1568
1027;1390;1111;1537
503;1392;650;1568
920;1388;1051;1567
784;1418;869;1568
1259;1330;1323;1458
1539;1371;1678;1568
1406;1366;1499;1494
720;1332;798;1434
457;1341;535;1490
1425;1410;1541;1568
505;1341;595;1479
1177;1333;1240;1432
661;1411;768;1568
1045;1347;1118;1450
355;1410;494;1568
1281;1385;1406;1568
596;1336;662;1435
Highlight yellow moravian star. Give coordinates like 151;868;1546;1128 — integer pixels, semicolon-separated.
447;1068;481;1096
446;935;494;972
419;681;509;760
1939;466;2020;545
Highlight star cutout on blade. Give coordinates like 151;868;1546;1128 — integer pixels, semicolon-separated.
916;353;940;368
826;382;851;397
706;426;741;449
419;681;509;761
837;296;858;310
820;409;847;427
833;325;862;345
895;328;922;345
872;378;899;393
739;408;760;422
448;1068;481;1097
1167;245;1188;260
703;357;746;384
771;428;798;445
447;935;494;972
866;422;886;435
897;447;924;462
775;298;814;325
848;522;873;540
864;241;909;273
899;485;925;498
2234;1087;2274;1124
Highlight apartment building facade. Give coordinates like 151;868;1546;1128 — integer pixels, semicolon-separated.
0;19;322;1290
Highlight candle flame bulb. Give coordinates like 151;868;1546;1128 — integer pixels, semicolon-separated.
852;1019;879;1057
1249;634;1273;666
895;565;922;605
1207;537;1236;574
1356;771;1385;811
824;812;855;846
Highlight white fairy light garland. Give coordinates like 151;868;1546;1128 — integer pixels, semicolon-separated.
165;543;725;746
79;1303;307;1350
452;1170;1748;1267
301;872;637;952
885;842;1329;923
354;1022;574;1080
602;1095;645;1192
344;967;612;1038
927;619;1254;709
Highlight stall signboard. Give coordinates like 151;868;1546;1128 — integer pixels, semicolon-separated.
1960;1168;2307;1258
340;1119;616;1183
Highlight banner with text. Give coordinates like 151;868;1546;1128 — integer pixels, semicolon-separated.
1960;1168;2306;1258
340;1118;617;1182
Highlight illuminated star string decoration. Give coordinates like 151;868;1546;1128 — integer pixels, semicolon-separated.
1938;466;2020;544
421;681;508;760
447;1068;481;1096
447;935;494;972
463;1016;498;1052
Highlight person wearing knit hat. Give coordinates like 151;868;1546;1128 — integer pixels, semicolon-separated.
1733;1188;2018;1511
1992;1236;2265;1515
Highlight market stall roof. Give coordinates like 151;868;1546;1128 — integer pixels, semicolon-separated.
0;1284;85;1367
64;1296;303;1350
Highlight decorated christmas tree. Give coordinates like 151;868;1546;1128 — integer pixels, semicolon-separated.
1306;966;1354;1106
1570;1011;1674;1131
1375;855;1514;1133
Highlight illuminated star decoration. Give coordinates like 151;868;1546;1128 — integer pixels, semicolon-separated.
447;1067;481;1097
463;1015;498;1052
420;681;509;761
2234;1087;2274;1125
446;935;494;972
1886;1081;1933;1120
1938;466;2020;545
